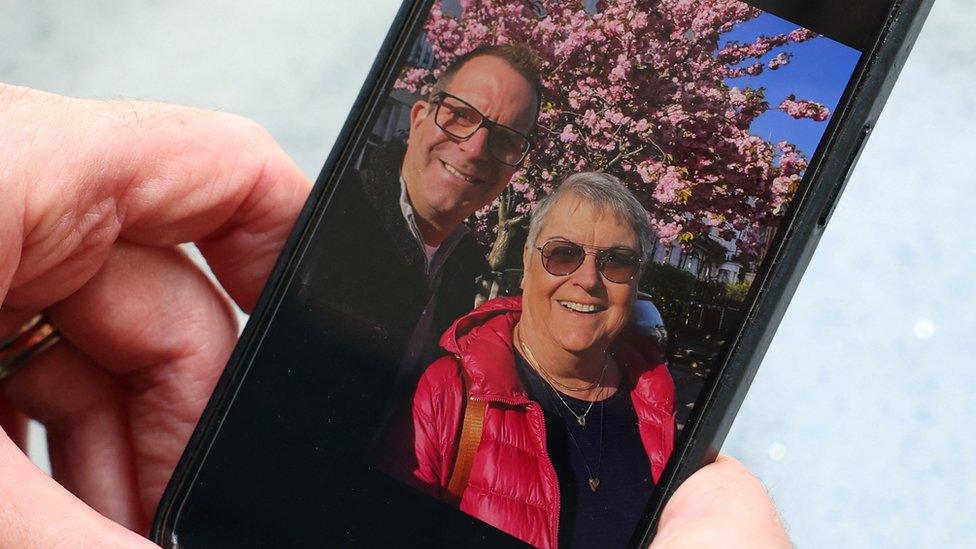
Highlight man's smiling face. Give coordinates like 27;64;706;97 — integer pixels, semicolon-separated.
401;55;537;235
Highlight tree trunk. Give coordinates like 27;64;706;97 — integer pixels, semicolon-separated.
486;215;523;272
475;189;529;304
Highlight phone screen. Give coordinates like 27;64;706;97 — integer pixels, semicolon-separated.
159;0;877;546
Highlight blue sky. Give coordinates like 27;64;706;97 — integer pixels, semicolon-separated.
720;11;862;160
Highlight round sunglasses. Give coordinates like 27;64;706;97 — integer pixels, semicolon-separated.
536;239;643;284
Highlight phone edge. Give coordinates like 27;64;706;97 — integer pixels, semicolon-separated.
632;0;936;544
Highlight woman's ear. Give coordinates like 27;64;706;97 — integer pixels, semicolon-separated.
520;245;532;290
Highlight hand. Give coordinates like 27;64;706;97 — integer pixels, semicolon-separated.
651;455;791;548
0;84;310;545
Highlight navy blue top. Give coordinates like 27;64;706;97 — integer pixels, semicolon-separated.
515;352;653;549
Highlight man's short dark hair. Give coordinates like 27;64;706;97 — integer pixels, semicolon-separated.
430;43;543;123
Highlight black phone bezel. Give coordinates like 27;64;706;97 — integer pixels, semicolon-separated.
151;0;935;545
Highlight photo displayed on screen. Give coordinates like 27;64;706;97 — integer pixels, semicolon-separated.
304;0;860;546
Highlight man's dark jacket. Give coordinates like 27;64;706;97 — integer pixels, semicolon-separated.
292;140;489;405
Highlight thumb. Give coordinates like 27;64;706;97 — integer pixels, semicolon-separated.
0;430;155;548
651;455;790;549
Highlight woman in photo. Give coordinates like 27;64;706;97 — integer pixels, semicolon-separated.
387;172;676;548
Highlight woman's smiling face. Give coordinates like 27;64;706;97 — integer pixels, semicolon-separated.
521;195;640;357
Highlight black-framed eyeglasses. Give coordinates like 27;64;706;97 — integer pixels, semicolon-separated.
537;239;643;284
429;91;532;167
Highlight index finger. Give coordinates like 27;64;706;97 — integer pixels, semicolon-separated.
0;84;312;312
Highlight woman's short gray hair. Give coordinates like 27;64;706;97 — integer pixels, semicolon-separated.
526;172;654;262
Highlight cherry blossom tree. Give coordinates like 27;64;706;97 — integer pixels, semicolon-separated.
398;0;830;276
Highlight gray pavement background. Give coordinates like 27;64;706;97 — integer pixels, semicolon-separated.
3;0;974;546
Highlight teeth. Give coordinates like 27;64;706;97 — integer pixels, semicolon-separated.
558;301;602;313
443;162;475;183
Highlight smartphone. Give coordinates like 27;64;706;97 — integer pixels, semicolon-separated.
152;0;932;546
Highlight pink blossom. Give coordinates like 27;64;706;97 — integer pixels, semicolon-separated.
788;28;818;42
771;174;800;196
582;109;598;126
653;220;683;244
728;86;746;104
768;52;792;70
560;124;578;143
652;167;685;204
779;95;830;121
636;160;664;184
743;62;763;76
719;34;789;65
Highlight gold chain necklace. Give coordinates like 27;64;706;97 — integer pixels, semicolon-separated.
516;324;609;427
516;324;608;393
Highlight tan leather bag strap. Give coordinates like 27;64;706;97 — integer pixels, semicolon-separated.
444;367;486;506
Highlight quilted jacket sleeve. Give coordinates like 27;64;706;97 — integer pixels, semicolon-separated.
402;355;466;499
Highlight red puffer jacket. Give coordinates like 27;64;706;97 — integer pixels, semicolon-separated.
393;296;676;548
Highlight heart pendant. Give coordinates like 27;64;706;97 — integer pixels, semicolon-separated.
578;416;586;426
588;478;601;492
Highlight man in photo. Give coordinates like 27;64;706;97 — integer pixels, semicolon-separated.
296;43;542;413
